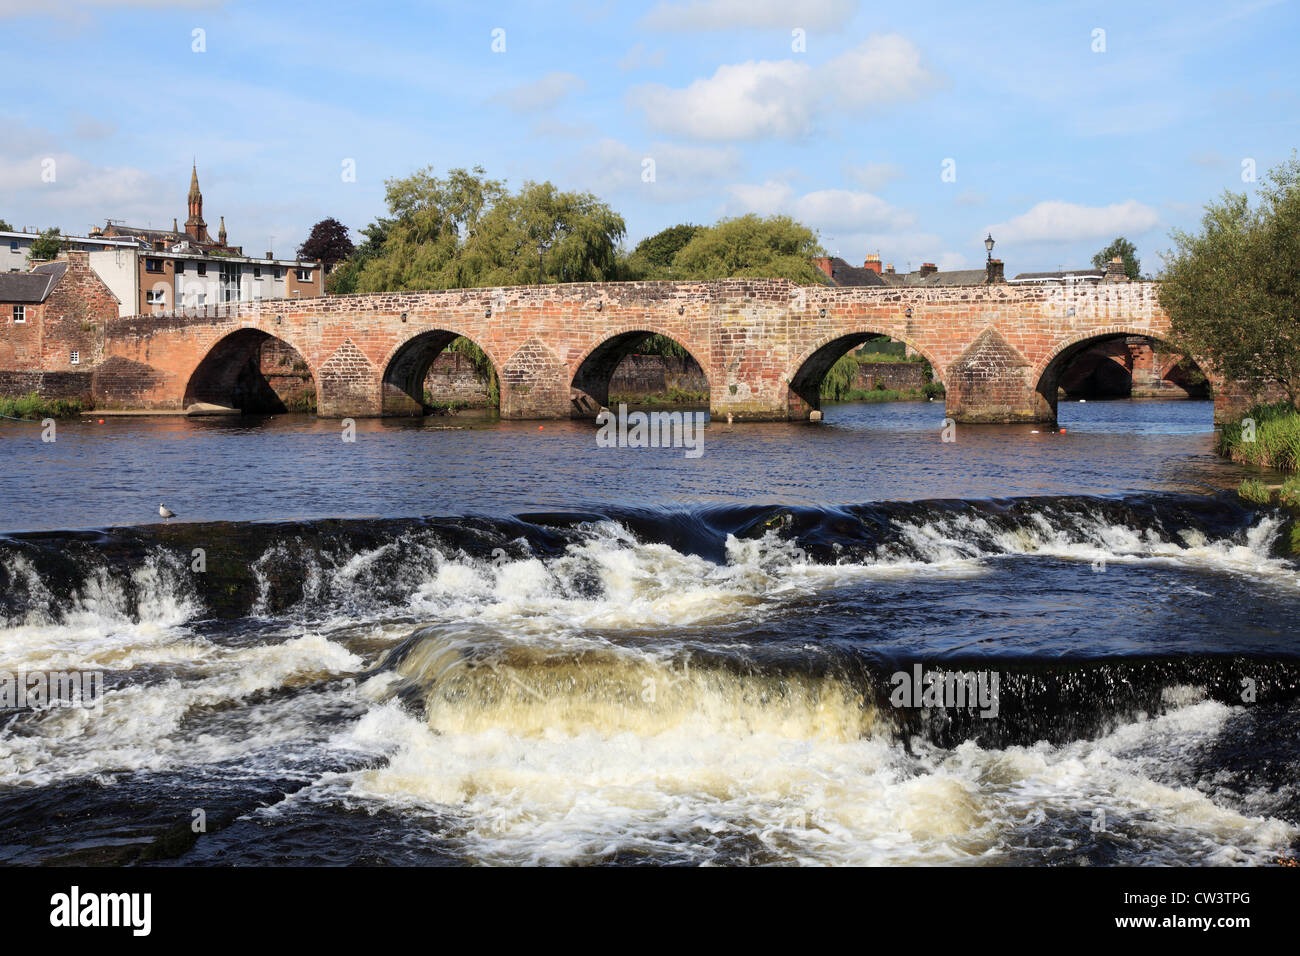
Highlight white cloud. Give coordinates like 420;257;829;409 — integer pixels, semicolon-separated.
844;161;903;190
723;181;914;233
642;0;856;30
580;138;742;202
491;72;586;113
823;34;940;108
630;35;936;141
987;200;1161;243
631;60;815;141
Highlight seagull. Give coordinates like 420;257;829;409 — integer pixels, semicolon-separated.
159;503;177;520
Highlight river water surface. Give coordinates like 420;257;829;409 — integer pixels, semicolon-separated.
2;399;1298;865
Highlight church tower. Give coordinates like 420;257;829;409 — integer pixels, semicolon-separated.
185;163;209;243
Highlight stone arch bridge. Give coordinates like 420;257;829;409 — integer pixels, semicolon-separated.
94;277;1230;424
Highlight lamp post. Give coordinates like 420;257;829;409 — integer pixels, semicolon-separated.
984;233;995;262
537;239;551;283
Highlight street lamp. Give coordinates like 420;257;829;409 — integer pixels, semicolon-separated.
537;239;551;283
984;233;995;262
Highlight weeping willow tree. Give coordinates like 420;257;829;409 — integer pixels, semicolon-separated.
820;353;860;401
447;337;499;405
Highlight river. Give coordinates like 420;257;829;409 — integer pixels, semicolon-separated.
1;398;1297;865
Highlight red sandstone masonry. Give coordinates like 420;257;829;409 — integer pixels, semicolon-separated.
87;277;1243;423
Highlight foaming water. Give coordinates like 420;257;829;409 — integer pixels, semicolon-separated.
1;489;1298;865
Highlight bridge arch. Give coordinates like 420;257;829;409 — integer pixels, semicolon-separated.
1033;327;1211;418
380;328;502;416
569;327;712;418
785;330;944;419
183;327;317;414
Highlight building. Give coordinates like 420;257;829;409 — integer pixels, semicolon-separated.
2;229;138;273
0;253;120;402
6;165;325;314
1010;269;1105;285
813;253;1005;287
91;246;324;316
99;164;241;254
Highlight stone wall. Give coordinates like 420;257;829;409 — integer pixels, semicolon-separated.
422;351;493;406
608;354;708;398
853;361;925;392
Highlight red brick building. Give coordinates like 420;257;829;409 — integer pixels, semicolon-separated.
0;252;120;401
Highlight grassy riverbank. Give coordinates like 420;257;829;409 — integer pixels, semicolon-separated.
0;392;91;420
1218;402;1300;471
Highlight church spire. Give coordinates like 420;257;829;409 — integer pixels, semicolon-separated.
185;163;208;242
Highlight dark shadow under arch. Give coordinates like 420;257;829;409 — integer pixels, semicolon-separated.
184;328;316;414
569;331;708;418
787;332;938;416
382;330;499;416
1035;333;1209;416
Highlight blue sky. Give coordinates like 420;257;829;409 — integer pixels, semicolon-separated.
2;0;1297;274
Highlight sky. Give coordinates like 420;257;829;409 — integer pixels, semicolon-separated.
1;0;1297;275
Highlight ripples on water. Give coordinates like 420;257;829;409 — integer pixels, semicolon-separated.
1;399;1297;866
0;399;1248;530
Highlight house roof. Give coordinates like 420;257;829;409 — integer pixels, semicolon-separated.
821;256;887;287
1011;269;1105;282
881;269;989;287
0;261;67;303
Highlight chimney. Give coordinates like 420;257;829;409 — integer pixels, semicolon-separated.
1105;255;1127;282
813;256;833;279
985;258;1005;284
919;262;938;277
266;251;274;260
884;263;895;275
863;254;882;275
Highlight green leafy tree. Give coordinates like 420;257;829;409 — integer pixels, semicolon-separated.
353;167;625;291
326;220;390;294
29;227;61;261
624;223;702;278
0;218;13;232
297;217;355;267
1092;237;1141;279
669;214;826;283
1161;153;1300;403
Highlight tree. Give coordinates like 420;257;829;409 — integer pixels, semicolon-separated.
669;214;826;283
1092;237;1141;279
0;218;12;232
297;217;355;267
29;227;61;261
1160;153;1300;403
624;223;702;278
353;167;625;292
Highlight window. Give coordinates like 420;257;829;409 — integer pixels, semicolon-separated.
70;351;80;365
273;267;282;280
196;262;207;276
296;267;312;282
175;260;185;274
253;266;261;278
146;289;165;305
12;305;25;323
8;240;17;253
145;258;164;273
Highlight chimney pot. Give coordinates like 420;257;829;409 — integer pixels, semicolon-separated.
919;262;938;277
